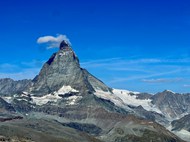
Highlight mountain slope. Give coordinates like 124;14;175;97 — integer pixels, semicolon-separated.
170;114;190;142
151;90;190;118
0;78;32;96
172;114;190;132
0;118;102;142
0;97;15;113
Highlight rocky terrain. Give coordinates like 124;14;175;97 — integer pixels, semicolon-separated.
0;40;189;142
151;90;190;118
0;79;31;96
172;114;190;132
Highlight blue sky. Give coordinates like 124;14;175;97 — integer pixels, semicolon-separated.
0;0;190;93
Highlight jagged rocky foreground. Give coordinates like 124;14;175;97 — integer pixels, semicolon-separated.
0;40;189;142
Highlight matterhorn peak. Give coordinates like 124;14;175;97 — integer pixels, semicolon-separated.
60;40;71;50
27;39;110;96
57;40;77;61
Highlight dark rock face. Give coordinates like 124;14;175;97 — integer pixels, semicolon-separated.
133;105;168;125
0;116;23;122
83;69;112;92
60;40;70;50
172;114;190;132
136;93;152;100
0;97;15;112
0;78;32;96
46;53;56;65
0;97;21;124
61;122;102;135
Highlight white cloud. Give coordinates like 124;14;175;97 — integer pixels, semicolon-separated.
37;34;71;49
142;78;183;83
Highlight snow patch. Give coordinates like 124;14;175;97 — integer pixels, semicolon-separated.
17;98;29;102
165;90;175;94
174;129;190;142
57;86;79;94
94;89;126;107
66;95;82;105
167;125;190;142
113;89;162;114
31;93;61;105
2;97;12;103
32;85;79;106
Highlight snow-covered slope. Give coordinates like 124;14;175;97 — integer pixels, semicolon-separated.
4;85;80;106
94;88;162;114
31;85;79;105
174;129;190;142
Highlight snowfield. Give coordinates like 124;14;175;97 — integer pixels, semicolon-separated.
31;93;62;106
94;88;162;114
31;86;79;106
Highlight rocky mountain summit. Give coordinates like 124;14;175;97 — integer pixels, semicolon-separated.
28;40;110;97
0;40;189;142
151;90;190;118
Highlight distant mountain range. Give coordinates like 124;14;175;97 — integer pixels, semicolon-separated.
0;40;189;142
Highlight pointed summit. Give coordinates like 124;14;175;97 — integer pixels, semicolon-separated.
28;40;110;96
60;40;70;50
